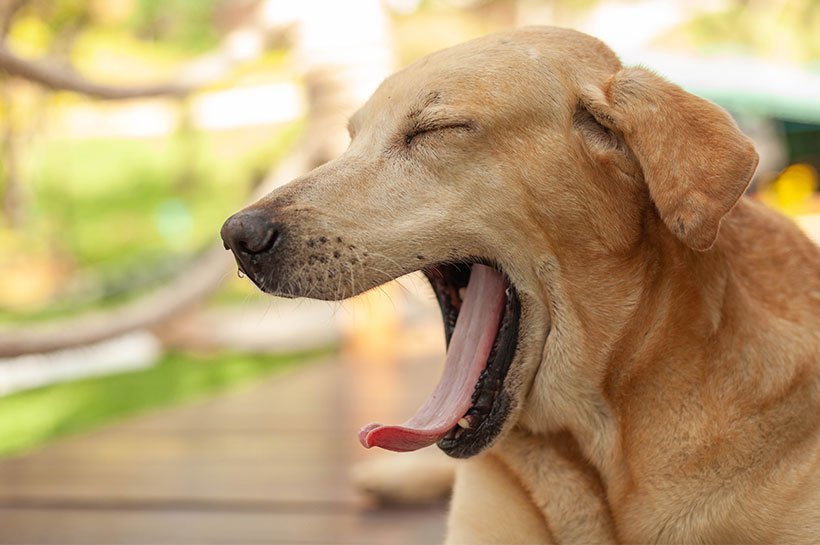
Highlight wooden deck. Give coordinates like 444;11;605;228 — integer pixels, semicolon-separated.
0;334;449;544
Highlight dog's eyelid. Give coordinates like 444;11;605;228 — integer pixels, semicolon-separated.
422;118;474;130
404;118;477;145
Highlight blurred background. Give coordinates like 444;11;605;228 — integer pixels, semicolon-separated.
0;1;818;543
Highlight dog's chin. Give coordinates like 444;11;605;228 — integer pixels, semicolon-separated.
241;256;532;459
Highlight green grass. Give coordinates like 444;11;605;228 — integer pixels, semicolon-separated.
0;348;329;458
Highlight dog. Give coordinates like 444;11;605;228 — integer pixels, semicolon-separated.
221;26;820;544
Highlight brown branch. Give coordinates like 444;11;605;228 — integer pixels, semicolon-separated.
0;43;197;99
0;247;229;357
0;1;284;100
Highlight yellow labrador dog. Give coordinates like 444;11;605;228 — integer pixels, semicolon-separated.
222;27;820;544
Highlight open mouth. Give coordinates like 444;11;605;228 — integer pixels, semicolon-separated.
358;260;521;458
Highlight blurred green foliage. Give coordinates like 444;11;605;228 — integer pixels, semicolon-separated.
0;347;331;458
0;0;301;320
0;121;301;323
676;0;820;63
15;0;222;53
20;0;89;40
33;127;299;268
130;0;222;52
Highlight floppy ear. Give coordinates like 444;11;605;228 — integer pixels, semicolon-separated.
580;67;759;251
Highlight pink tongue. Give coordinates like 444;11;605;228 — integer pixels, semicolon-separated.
358;264;507;452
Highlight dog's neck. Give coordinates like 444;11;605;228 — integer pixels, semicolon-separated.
518;204;732;486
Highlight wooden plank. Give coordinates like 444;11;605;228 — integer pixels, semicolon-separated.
0;461;357;504
0;345;450;543
0;506;447;545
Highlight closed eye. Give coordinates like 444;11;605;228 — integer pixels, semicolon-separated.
404;122;475;146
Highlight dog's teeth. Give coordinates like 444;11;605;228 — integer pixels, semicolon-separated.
458;287;466;300
458;417;472;429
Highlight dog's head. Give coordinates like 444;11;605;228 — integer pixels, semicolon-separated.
221;27;758;458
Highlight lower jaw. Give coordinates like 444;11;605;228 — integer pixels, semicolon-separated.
437;390;514;458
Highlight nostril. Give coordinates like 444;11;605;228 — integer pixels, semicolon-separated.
237;227;279;255
221;212;281;256
249;227;279;254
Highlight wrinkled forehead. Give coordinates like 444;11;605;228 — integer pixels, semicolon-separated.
350;28;622;132
350;34;580;131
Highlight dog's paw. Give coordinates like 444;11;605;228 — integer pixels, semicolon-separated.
350;449;456;505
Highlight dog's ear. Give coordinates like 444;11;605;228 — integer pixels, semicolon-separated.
579;67;758;251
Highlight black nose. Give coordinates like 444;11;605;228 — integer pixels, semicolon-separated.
221;211;280;255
